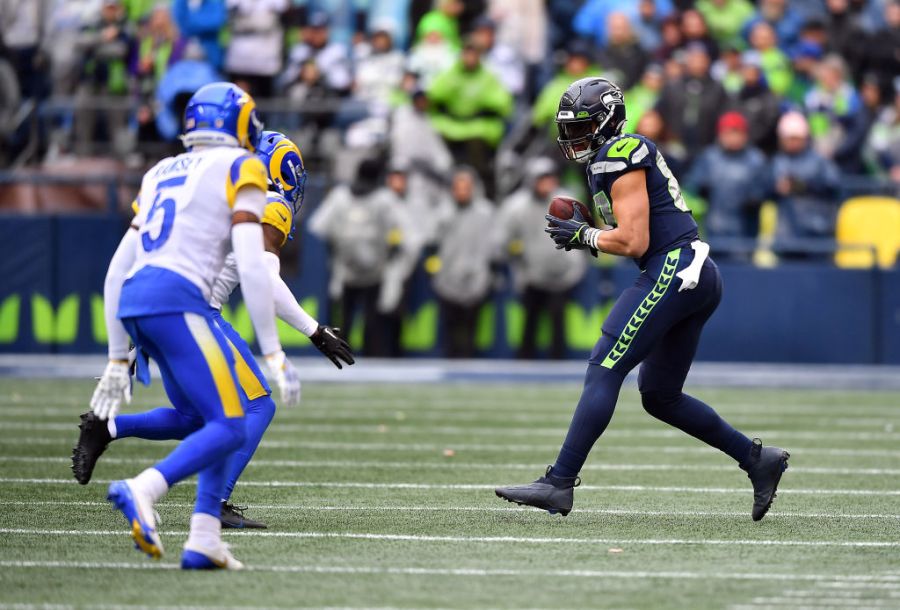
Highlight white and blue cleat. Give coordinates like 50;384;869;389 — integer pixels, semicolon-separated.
107;479;164;560
181;541;244;570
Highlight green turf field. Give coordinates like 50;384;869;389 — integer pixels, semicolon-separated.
1;377;899;609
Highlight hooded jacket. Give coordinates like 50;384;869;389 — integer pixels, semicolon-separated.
432;170;496;305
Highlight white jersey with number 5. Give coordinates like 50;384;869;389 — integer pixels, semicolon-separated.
128;146;268;301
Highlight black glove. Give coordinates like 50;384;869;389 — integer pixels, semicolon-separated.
545;205;600;251
310;325;355;369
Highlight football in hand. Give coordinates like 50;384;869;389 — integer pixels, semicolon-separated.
548;196;595;227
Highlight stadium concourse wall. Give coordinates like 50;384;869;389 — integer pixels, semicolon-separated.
1;212;898;365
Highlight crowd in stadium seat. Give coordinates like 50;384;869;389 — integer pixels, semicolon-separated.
2;0;900;355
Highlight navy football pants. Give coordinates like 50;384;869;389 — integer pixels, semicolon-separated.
552;246;753;478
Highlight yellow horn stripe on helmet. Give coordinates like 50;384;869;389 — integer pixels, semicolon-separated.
268;140;302;192
235;95;257;152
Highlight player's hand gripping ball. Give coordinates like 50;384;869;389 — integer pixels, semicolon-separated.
546;196;599;253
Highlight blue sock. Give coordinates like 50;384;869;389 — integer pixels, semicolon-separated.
640;390;753;464
552;365;626;479
154;418;246;492
222;395;276;500
114;408;202;441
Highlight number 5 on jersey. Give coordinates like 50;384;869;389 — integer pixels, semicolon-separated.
142;175;188;252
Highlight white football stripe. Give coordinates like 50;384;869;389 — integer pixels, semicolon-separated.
1;500;897;520
4;455;899;476
0;560;899;584
2;528;899;548
5;420;900;441
2;477;900;496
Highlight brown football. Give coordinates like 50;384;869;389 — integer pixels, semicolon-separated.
548;196;595;227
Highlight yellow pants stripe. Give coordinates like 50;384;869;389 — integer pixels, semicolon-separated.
228;340;268;400
184;313;243;418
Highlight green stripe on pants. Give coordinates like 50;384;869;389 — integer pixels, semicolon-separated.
601;248;681;369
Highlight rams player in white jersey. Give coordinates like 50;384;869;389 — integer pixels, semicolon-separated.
85;82;302;570
73;130;354;530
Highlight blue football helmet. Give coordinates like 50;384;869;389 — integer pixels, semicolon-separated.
182;82;263;152
256;130;307;216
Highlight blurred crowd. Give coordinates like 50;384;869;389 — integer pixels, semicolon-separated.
2;0;900;356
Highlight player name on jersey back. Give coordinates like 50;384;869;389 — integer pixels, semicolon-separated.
119;147;266;319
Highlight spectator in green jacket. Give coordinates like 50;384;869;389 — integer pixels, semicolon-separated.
748;20;793;96
532;41;599;131
696;0;756;47
624;64;664;133
415;0;463;50
428;41;513;198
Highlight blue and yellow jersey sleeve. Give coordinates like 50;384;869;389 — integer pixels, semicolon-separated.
261;193;294;245
226;155;268;208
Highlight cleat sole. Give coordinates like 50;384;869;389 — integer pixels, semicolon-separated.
107;481;163;559
495;490;570;517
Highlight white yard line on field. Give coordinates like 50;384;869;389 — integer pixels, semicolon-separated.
4;455;900;477
1;560;899;583
4;407;899;428
6;436;900;459
3;528;900;548
1;500;898;520
4;421;900;442
2;478;900;496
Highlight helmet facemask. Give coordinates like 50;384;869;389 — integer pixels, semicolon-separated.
557;109;615;164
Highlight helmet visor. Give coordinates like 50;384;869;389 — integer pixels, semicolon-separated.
557;118;597;162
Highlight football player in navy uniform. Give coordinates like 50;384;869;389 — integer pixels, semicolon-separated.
495;78;790;520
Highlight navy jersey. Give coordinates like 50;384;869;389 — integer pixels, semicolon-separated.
586;133;698;268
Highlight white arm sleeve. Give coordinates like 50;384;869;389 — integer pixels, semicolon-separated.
262;251;319;337
231;188;282;355
104;229;138;360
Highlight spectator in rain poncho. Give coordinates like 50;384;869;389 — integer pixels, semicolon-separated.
377;165;424;357
223;0;287;97
389;87;454;246
431;167;495;359
497;157;587;359
310;158;406;356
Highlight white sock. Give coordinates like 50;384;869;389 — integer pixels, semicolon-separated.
107;418;117;439
186;512;222;550
131;468;169;504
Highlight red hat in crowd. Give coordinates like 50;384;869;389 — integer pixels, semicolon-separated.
717;112;748;133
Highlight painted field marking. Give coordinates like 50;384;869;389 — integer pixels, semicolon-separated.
5;435;900;460
1;560;899;584
4;407;898;428
3;477;900;496
1;500;898;521
4;421;900;442
4;455;900;477
3;528;900;548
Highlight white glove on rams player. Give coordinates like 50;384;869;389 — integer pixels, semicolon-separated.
90;360;132;420
265;349;301;407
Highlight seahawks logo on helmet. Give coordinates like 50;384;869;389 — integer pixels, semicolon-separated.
556;78;627;163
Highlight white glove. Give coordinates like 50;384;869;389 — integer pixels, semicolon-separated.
91;360;132;420
265;350;301;407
